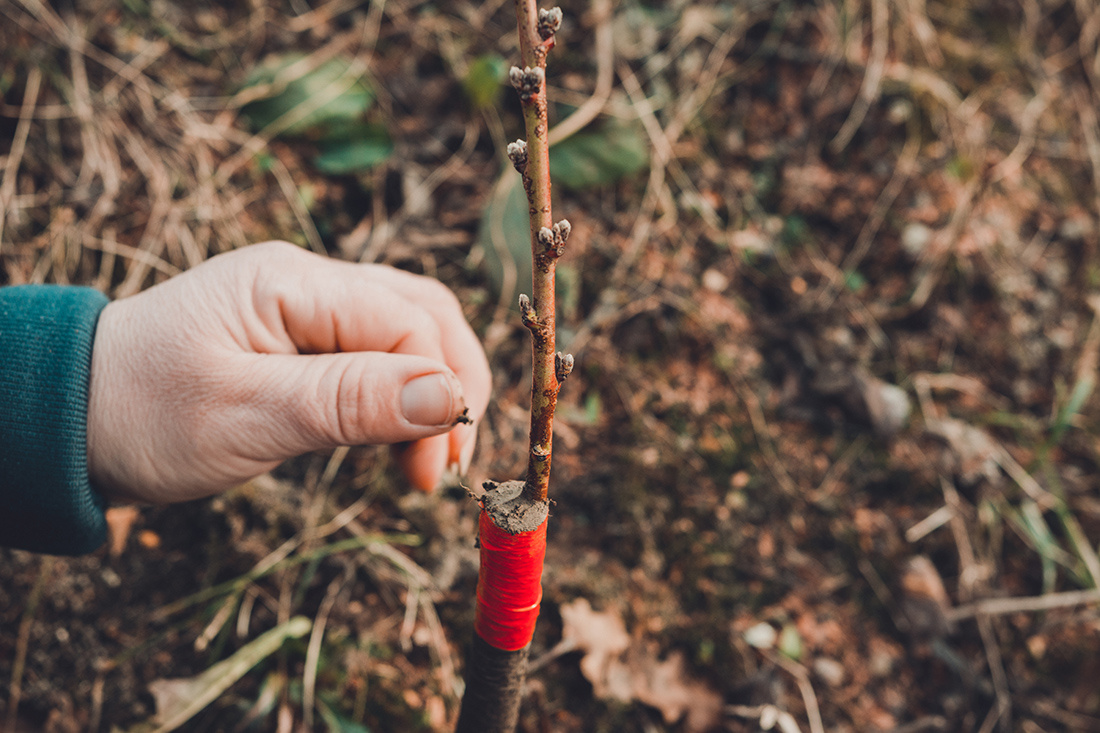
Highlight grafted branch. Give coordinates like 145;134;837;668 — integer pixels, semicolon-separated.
510;1;571;504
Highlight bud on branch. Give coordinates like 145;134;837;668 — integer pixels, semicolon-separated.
511;4;573;505
518;293;538;329
554;351;574;381
506;139;528;173
537;7;563;40
537;219;571;257
509;66;544;104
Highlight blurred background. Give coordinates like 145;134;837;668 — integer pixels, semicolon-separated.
3;0;1100;731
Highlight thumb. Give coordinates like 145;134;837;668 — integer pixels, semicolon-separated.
239;351;468;457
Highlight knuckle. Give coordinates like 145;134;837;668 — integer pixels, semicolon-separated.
332;365;364;445
311;360;361;445
416;306;444;344
256;240;303;259
427;279;463;312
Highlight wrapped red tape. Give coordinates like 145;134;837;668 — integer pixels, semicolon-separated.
474;510;548;651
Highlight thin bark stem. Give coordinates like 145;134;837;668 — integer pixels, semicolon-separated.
515;0;560;503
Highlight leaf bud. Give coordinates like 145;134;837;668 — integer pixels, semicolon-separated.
537;227;555;251
537;7;563;40
555;351;574;381
553;219;571;243
506;139;528;173
519;293;537;328
509;65;544;103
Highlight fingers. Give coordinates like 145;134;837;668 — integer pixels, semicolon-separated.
208;243;492;490
238;351;468;457
357;267;492;475
397;434;451;492
86;243;491;505
242;243;492;486
248;251;449;363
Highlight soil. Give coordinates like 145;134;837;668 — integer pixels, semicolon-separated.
481;481;549;534
4;1;1100;732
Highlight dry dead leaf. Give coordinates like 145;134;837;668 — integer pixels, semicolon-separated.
620;647;724;731
926;417;1000;486
558;598;723;732
852;369;911;437
559;597;631;696
900;556;953;639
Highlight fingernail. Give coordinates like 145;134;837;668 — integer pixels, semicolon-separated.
401;373;460;427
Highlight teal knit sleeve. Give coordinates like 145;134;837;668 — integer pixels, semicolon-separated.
0;285;110;555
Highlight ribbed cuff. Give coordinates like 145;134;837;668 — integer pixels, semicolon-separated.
0;285;110;555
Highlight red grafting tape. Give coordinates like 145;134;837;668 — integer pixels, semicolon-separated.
474;510;548;651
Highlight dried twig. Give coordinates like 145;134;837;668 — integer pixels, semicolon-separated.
547;0;612;146
6;556;54;733
831;0;889;152
268;155;326;255
303;570;351;729
767;651;826;733
975;614;1011;733
0;67;40;253
948;588;1100;621
1076;86;1100;221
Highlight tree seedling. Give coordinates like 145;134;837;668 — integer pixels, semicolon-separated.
455;3;572;732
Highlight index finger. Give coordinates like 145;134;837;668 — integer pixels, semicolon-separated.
359;267;492;476
360;266;491;420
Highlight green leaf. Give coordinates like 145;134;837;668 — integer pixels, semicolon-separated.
549;121;649;190
946;154;975;181
313;122;393;174
463;54;507;111
585;392;602;425
477;169;532;301
778;624;803;661
844;270;867;292
240;53;373;135
1051;372;1095;445
1010;501;1073;593
253;151;276;172
781;215;810;248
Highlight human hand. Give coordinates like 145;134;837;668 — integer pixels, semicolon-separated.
86;242;491;504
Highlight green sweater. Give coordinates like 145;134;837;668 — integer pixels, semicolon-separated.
0;285;110;555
